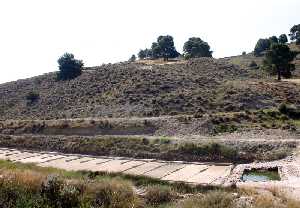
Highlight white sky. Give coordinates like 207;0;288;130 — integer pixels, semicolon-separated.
0;0;299;83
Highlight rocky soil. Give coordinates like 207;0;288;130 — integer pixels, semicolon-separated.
0;58;299;120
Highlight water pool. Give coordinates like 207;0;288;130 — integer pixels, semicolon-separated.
242;169;280;182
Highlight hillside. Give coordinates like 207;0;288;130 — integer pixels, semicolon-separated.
0;57;300;120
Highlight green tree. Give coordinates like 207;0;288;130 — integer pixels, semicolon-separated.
264;43;296;80
152;35;179;61
138;49;152;59
138;50;146;59
129;54;136;62
269;36;278;44
279;34;288;44
151;42;162;59
289;24;300;44
183;37;212;59
254;38;271;56
57;53;83;80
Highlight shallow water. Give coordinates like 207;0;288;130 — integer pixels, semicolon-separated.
242;169;280;182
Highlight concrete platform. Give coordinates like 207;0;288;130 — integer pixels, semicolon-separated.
0;148;232;186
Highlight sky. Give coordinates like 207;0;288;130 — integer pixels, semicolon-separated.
0;0;299;84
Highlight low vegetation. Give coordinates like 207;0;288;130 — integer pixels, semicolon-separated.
0;160;298;208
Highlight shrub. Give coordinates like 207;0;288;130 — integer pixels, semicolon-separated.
89;179;139;208
57;53;83;80
41;175;81;208
178;142;238;161
144;185;175;205
26;92;39;104
278;103;300;119
129;54;136;62
242;51;246;55
249;61;258;68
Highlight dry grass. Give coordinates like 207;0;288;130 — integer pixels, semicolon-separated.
176;191;234;208
0;169;46;192
144;185;177;205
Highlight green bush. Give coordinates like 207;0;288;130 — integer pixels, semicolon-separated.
41;175;82;208
178;142;237;161
90;179;139;208
57;53;83;80
278;103;300;119
249;61;258;68
26;92;39;104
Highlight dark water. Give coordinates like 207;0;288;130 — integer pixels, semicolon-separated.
242;169;280;182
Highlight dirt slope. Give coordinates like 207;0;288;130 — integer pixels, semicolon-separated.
0;58;299;120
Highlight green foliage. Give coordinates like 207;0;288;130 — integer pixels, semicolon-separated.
254;38;271;56
183;37;212;59
248;61;258;68
278;103;300;119
264;43;296;80
129;54;136;62
26;92;39;104
57;53;83;80
269;36;278;44
138;48;152;60
151;35;180;61
178;142;237;161
242;51;246;55
41;175;82;208
91;179;138;208
289;24;300;45
279;34;288;44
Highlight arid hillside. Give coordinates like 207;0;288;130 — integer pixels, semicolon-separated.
0;57;299;120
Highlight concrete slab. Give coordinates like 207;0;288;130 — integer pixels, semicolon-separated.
162;164;208;182
187;165;231;184
20;154;58;163
0;151;21;159
66;158;113;172
6;152;35;160
39;156;80;169
94;159;131;173
145;163;186;179
13;153;41;162
124;161;166;175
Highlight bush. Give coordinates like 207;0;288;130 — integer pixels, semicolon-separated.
41;175;81;208
89;179;140;208
26;92;39;104
145;185;175;205
57;53;83;80
249;61;258;68
178;142;238;161
278;103;300;119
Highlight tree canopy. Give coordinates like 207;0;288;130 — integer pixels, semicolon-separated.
279;34;288;44
289;24;300;45
254;39;271;56
183;37;212;59
153;35;180;60
264;43;296;80
129;54;136;62
138;35;179;61
57;53;83;80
